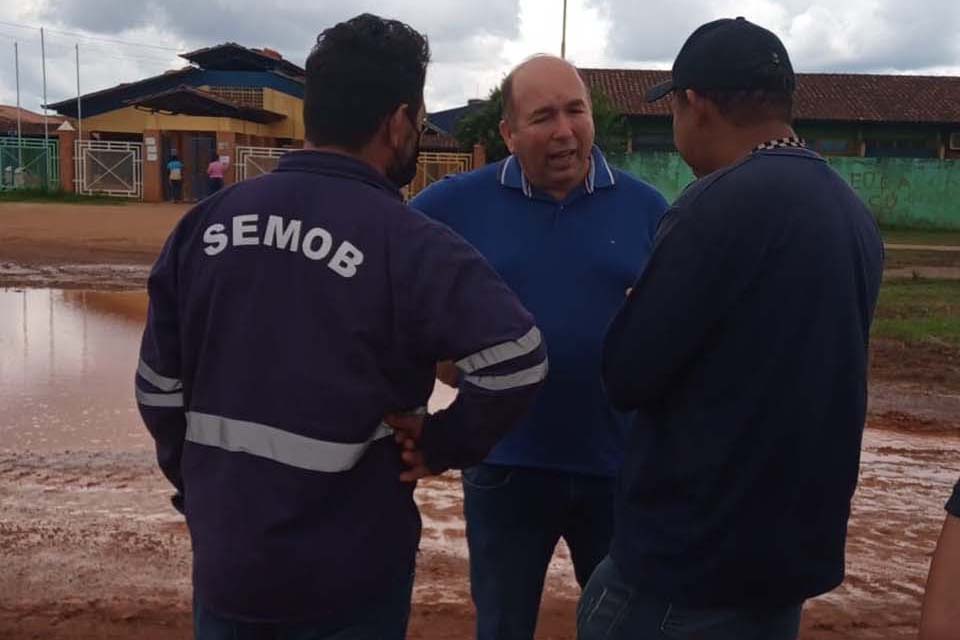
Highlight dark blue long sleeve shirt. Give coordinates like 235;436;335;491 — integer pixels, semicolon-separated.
603;147;884;606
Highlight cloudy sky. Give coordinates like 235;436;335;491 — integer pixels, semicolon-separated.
1;0;959;115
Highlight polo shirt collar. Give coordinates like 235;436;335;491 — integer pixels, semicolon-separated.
498;145;616;198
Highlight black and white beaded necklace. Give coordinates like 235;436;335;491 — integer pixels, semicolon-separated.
753;136;806;151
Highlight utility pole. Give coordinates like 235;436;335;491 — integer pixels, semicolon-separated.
76;44;83;143
561;0;568;59
15;42;23;175
41;28;50;188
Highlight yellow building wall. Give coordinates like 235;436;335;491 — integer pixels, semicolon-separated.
78;87;305;140
262;88;305;140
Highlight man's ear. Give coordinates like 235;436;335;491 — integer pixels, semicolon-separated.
686;89;716;126
499;118;515;154
386;103;411;148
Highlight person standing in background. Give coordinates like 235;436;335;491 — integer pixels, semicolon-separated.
207;157;225;195
167;154;184;203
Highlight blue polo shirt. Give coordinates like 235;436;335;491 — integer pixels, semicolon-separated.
412;147;667;477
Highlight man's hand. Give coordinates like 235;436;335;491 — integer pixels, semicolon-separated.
170;491;185;515
436;361;460;387
385;413;432;482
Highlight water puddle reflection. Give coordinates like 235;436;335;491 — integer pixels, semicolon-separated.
1;288;456;452
0;289;149;451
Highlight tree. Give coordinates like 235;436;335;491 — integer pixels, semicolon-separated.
453;87;631;164
454;88;509;162
590;90;630;158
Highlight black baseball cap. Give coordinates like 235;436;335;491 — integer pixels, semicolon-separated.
646;17;795;102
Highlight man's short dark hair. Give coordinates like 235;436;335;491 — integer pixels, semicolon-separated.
304;14;430;150
679;88;793;126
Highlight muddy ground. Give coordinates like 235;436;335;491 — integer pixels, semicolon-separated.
2;427;956;640
1;202;958;639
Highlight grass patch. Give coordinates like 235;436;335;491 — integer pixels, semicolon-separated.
881;228;960;247
0;187;127;205
873;279;960;345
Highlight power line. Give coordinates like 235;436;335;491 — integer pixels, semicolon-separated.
79;51;180;67
0;19;183;52
0;20;40;33
0;27;29;42
41;31;184;62
0;46;179;68
43;40;180;65
0;33;179;67
13;30;181;65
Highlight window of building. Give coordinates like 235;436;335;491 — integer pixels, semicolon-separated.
207;87;265;109
807;138;853;155
864;137;938;158
631;132;675;152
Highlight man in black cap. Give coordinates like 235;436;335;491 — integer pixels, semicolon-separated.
576;18;884;640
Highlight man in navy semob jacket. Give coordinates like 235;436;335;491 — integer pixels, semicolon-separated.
135;14;546;640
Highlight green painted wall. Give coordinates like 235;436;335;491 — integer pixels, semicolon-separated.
828;157;960;229
615;152;960;230
614;152;695;203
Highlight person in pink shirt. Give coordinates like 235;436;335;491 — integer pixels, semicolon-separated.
207;158;225;195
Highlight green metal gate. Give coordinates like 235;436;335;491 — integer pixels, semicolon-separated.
0;137;59;191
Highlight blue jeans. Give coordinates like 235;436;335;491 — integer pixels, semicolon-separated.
194;566;415;640
463;464;615;640
577;557;803;640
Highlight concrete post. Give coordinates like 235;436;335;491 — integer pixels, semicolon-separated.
58;129;76;193
472;143;487;169
142;129;164;202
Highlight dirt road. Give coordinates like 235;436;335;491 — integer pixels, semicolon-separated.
2;425;956;640
1;201;958;639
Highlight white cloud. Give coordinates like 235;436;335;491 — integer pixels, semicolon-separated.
603;0;960;73
0;0;958;115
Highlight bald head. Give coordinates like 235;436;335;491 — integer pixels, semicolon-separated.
501;55;589;122
498;54;596;201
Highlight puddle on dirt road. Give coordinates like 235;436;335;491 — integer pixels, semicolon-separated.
0;289;150;451
0;288;456;453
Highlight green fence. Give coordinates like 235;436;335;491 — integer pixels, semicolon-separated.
616;152;960;230
0;137;60;191
614;152;694;203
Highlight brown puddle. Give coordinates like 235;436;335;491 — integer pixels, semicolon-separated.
0;288;151;452
0;287;456;453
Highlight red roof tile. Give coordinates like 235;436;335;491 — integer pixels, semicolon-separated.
420;129;461;152
0;106;66;136
578;68;960;124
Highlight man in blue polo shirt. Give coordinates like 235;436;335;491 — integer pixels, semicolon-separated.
412;55;667;640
